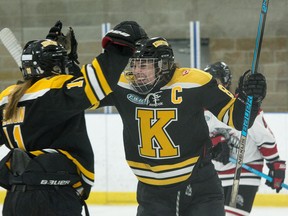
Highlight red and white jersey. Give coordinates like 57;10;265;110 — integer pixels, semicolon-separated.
205;110;279;187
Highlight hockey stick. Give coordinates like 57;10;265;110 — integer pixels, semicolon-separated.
229;0;270;207
229;157;288;190
0;28;23;70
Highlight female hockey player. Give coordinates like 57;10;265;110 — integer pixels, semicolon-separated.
0;21;147;216
97;37;267;216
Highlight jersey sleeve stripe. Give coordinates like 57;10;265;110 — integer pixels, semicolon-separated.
30;149;94;186
228;102;235;128
58;149;94;181
217;98;235;123
91;59;112;95
83;64;101;103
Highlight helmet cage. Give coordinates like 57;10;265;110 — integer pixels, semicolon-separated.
124;58;163;95
125;37;174;94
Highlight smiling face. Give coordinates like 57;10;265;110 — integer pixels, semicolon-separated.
124;58;161;94
130;59;156;84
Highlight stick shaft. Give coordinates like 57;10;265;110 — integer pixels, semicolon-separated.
0;28;22;69
230;0;270;207
229;157;288;190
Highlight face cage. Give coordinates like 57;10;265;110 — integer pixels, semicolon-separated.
124;58;163;95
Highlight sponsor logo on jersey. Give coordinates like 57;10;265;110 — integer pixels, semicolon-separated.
127;91;163;107
127;94;149;105
182;70;189;75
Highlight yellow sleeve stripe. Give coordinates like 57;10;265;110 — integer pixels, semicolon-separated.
58;149;94;181
91;59;112;95
217;98;236;122
228;103;236;128
82;59;112;105
29;150;45;156
137;173;191;186
73;181;83;188
127;156;199;172
5;161;11;169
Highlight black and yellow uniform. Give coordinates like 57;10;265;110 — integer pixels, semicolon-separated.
0;48;130;215
100;67;259;216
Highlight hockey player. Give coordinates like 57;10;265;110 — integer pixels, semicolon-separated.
97;37;267;216
0;21;147;216
204;61;286;216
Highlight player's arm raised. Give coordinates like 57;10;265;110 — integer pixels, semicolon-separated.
200;69;266;130
81;21;147;107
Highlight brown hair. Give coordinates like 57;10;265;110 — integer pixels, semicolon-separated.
3;79;33;121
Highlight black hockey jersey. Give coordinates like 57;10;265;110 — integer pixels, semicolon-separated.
0;45;131;198
101;67;258;186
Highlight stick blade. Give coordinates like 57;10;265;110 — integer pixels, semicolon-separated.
0;28;23;68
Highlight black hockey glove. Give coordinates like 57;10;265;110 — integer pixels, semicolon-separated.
66;27;80;64
46;21;79;64
237;70;267;104
210;128;235;165
102;21;148;50
46;20;64;40
265;160;286;193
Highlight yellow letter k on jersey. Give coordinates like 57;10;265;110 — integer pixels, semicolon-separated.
136;108;180;159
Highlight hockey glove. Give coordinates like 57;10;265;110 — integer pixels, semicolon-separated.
46;21;79;64
46;20;64;40
237;70;267;104
102;21;148;50
66;27;80;64
210;128;232;165
265;160;286;193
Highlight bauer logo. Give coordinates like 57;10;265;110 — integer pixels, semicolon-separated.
40;180;71;185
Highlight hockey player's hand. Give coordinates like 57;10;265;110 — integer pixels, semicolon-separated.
66;27;80;64
210;128;233;165
46;20;64;40
46;21;80;65
238;70;267;103
102;21;148;50
65;27;81;76
266;160;286;193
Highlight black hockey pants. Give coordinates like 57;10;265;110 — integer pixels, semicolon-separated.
2;185;83;216
136;160;225;216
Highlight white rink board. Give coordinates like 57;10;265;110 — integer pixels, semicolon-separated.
85;112;288;194
0;112;287;194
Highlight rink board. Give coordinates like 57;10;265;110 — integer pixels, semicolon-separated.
0;113;287;206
